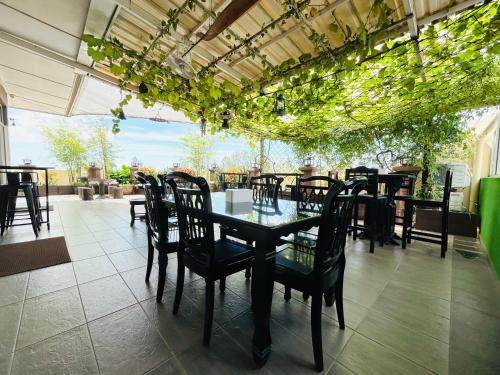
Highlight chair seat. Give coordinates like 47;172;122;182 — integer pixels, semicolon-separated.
275;242;315;277
186;239;254;269
129;197;146;205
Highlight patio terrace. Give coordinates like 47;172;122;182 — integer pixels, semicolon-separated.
0;195;499;375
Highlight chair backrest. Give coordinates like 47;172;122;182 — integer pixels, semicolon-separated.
164;172;215;265
296;175;338;210
443;170;453;206
248;174;284;203
345;166;379;196
314;178;367;277
142;174;167;242
6;172;20;185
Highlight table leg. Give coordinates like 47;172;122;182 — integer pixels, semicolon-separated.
252;232;275;366
45;169;50;229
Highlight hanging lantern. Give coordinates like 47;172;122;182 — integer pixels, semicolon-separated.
138;81;148;94
221;111;230;129
273;94;286;116
118;109;126;120
23;159;32;166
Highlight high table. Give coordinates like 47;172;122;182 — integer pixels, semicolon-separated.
164;192;321;366
0;165;54;229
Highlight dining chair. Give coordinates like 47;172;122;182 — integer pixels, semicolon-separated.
137;172;178;302
345;166;385;253
164;172;254;346
391;171;418;225
248;174;284;203
273;178;366;371
402;170;453;258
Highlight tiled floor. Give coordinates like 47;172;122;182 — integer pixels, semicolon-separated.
0;196;499;374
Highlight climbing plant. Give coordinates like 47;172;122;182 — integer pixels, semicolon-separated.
81;0;500;158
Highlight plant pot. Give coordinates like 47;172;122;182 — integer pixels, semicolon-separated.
121;185;134;195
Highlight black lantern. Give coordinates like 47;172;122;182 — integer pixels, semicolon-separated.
304;156;313;166
221;111;230;129
138;81;148;94
23;159;32;166
273;94;285;116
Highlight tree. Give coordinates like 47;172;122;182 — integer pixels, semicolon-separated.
42;124;87;184
90;122;115;178
180;133;214;176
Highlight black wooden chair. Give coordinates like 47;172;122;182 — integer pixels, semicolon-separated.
392;171;418;226
345;167;385;253
222;173;284;279
248;173;284;203
402;170;453;258
164;172;254;346
274;178;366;371
138;173;178;302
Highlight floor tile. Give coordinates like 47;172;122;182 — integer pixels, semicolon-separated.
99;238;134;254
89;304;171;375
141;291;209;354
148;329;257;375
92;230;122;241
11;325;99;375
0;302;23;354
0;352;12;374
68;242;106;261
337;333;432;375
26;263;76;299
0;273;28;307
121;265;174;302
108;249;147;272
79;274;136;321
73;255;117;284
326;361;355;375
17;287;85;349
357;311;449;374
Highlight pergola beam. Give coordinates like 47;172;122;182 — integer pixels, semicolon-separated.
114;0;245;82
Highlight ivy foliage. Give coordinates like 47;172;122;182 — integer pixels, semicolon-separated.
81;0;500;151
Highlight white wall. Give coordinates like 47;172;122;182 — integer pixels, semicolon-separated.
490;113;500;176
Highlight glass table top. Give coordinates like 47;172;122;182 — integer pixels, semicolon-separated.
209;192;321;228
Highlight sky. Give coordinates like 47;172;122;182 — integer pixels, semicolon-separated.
7;108;251;170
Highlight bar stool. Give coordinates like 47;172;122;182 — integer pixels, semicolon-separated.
129;197;146;226
0;172;40;236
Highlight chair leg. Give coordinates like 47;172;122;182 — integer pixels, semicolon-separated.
284;286;291;301
378;202;384;247
130;204;135;226
303;292;310;301
335;279;345;330
145;231;154;282
173;256;185;315
311;292;324;372
352;203;358;240
219;276;226;292
441;208;448;258
323;287;334;307
156;251;168;303
402;203;408;249
203;280;215;346
407;204;413;244
245;266;252;279
25;189;38;237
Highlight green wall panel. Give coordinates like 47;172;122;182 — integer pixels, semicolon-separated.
479;176;500;278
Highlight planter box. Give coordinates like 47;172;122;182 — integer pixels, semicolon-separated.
38;185;75;196
121;185;134;195
415;208;479;237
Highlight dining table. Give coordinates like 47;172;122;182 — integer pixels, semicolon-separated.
163;192;322;366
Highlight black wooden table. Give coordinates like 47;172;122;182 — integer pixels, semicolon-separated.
165;192;321;366
0;165;54;229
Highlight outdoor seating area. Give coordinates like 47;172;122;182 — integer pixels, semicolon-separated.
0;0;500;374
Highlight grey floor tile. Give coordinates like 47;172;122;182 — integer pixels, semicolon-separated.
357;311;449;374
121;265;174;302
89;304;171;375
92;230;122;241
224;311;335;374
26;263;76;299
99;238;134;254
73;255;117;284
68;242;105;261
108;249;147;272
271;296;354;360
449;302;500;374
11;325;99;375
147;329;257;375
141;291;209;354
17;287;85;349
0;273;28;307
326;361;356;375
337;333;433;375
79;274;136;321
0;352;12;375
0;302;23;354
